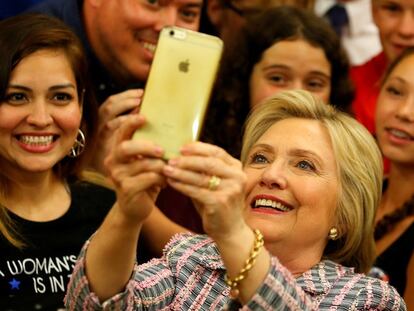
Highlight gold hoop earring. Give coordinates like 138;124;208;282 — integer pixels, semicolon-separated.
68;129;86;158
329;227;339;240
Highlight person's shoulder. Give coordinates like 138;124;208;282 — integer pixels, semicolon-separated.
351;51;387;77
355;275;406;310
325;263;406;310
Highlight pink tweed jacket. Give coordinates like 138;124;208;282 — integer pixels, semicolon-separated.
65;233;406;310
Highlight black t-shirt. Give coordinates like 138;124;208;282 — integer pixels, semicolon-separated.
373;223;414;295
369;180;414;295
0;181;115;311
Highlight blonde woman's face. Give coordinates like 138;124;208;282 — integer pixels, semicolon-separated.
249;39;331;109
376;53;414;164
243;118;338;263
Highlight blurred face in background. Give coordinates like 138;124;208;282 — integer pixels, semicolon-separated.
376;52;414;164
85;0;202;83
249;39;331;109
372;0;414;61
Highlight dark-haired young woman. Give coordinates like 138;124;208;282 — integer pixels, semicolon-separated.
372;47;414;310
0;14;115;310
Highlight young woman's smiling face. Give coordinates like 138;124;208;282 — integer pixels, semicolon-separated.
243;118;339;263
0;49;82;175
249;39;332;109
376;52;414;164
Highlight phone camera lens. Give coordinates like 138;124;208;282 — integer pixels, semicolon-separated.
169;30;175;36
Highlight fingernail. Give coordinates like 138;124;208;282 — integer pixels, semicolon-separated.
168;159;178;166
180;146;189;154
164;165;174;174
154;146;163;155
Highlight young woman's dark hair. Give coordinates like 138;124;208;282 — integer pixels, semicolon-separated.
0;13;98;180
380;46;414;88
202;6;354;157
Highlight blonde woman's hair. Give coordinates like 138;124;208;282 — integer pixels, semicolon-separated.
241;90;383;273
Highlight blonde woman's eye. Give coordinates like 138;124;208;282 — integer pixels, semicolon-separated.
296;160;315;171
250;152;269;164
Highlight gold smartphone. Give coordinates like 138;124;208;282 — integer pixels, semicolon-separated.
133;26;223;159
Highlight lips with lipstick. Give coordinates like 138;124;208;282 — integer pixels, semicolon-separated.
251;195;294;213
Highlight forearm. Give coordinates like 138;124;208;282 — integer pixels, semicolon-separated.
85;203;142;302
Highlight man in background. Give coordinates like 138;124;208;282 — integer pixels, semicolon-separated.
315;0;382;66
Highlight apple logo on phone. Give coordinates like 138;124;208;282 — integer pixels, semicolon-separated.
178;59;190;73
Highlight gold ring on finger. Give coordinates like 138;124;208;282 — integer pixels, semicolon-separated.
208;175;221;191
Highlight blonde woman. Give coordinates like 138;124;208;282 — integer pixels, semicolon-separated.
66;90;405;310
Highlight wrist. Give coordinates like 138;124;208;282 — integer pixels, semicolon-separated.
212;220;250;245
224;229;264;294
215;224;255;271
111;202;144;232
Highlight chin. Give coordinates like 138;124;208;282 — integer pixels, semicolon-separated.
18;159;58;173
246;217;278;233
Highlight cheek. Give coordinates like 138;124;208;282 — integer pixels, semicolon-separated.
176;18;200;31
243;169;260;200
297;180;336;207
375;96;393;124
320;88;331;104
377;16;394;38
0;107;25;130
120;2;155;29
55;106;82;132
250;78;280;108
125;12;149;28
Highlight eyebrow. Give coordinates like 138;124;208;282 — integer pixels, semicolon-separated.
263;64;331;79
386;76;406;84
289;148;323;166
8;83;76;91
250;143;274;153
